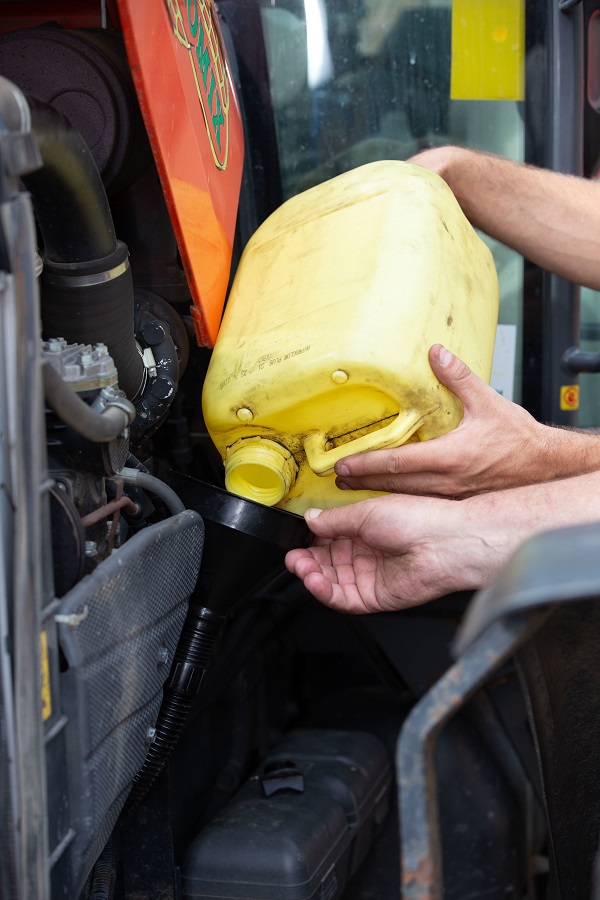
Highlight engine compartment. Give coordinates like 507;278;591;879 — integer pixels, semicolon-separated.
0;4;547;899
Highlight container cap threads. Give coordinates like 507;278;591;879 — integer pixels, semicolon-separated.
225;438;298;506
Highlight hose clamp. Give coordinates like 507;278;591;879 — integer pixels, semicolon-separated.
94;386;136;424
43;258;130;288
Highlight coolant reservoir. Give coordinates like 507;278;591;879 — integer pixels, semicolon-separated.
202;160;499;514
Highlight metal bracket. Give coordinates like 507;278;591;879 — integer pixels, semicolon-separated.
0;77;41;200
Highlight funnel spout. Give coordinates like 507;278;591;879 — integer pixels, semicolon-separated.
167;473;312;615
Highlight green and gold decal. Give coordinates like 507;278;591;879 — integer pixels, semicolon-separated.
166;0;231;169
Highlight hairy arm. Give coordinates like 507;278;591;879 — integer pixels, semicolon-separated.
285;471;600;613
409;146;600;290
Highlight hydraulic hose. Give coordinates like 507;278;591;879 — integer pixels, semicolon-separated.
116;467;185;516
21;98;144;400
43;362;135;443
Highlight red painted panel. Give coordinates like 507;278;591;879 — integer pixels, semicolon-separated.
117;0;244;346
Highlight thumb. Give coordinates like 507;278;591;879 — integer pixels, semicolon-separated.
304;504;366;540
428;344;489;410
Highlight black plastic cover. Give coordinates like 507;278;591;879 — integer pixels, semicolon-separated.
182;728;391;900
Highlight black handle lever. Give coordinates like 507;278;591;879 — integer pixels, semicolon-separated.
562;346;600;375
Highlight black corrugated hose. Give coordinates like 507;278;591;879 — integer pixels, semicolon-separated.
125;606;226;810
79;837;116;900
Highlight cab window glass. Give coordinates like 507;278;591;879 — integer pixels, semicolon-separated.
259;0;525;401
579;9;600;427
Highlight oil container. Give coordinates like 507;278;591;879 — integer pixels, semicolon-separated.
202;160;499;514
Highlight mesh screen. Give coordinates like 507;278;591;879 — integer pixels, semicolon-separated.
56;509;204;893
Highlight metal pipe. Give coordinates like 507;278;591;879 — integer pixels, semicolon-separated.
397;612;548;900
80;496;139;528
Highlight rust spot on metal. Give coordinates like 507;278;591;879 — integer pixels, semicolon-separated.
402;855;435;898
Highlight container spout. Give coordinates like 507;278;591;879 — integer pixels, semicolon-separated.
224;437;298;506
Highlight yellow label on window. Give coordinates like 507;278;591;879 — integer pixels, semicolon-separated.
560;385;580;411
40;631;52;722
451;0;525;101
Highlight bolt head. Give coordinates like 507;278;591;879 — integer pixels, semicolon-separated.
141;321;166;347
150;377;173;401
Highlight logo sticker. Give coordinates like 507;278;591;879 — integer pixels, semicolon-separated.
560;385;579;411
166;0;231;169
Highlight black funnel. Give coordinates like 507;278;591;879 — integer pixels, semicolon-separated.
167;473;312;615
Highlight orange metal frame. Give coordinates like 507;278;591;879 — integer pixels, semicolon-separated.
117;0;244;346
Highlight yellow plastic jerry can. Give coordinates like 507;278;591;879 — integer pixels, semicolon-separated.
202;160;499;514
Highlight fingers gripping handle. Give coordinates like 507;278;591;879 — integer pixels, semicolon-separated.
303;408;427;476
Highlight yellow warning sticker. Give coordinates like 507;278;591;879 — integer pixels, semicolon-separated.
560;385;580;411
40;631;52;722
451;0;525;101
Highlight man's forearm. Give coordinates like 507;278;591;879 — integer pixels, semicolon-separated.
465;466;600;540
410;146;600;289
447;469;600;593
535;424;600;483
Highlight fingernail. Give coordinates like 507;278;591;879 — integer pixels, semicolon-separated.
305;508;322;520
337;481;349;491
337;464;350;476
438;345;453;366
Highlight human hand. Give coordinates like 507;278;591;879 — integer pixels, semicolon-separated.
406;148;600;291
285;493;514;613
407;145;466;178
406;147;491;226
286;466;600;613
334;344;548;498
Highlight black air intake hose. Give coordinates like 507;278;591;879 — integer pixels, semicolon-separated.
126;606;226;809
21;98;144;400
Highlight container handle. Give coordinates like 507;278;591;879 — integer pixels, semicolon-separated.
304;408;431;476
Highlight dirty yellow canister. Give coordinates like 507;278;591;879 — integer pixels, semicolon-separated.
202;160;499;514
